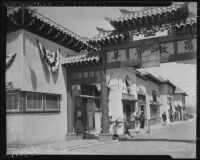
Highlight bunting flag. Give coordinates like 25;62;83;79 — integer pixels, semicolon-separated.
37;39;60;72
6;53;17;68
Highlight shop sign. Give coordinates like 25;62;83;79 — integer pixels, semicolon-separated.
177;38;197;53
107;49;126;63
142;43;160;68
129;24;172;41
159;42;174;55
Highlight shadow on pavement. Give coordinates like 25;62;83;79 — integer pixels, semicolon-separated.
119;138;196;143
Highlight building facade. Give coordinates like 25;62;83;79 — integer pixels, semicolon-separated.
6;3;197;146
173;87;188;120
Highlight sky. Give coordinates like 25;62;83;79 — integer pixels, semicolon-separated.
144;60;196;107
32;2;197;107
33;2;197;39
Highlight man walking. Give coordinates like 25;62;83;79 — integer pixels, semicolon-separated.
140;110;145;129
162;112;167;125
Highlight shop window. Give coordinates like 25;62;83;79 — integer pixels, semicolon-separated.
6;92;19;111
138;94;146;103
45;94;60;111
152;90;157;102
27;92;43;111
6;90;60;113
150;106;157;118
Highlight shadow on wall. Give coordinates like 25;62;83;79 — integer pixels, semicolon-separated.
29;65;37;90
35;39;50;83
6;31;22;47
52;65;59;84
61;65;67;92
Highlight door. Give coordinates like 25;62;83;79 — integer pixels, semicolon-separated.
87;98;95;132
76;97;96;133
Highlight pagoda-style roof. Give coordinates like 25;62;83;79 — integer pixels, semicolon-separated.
6;6;96;52
174;14;197;34
105;3;189;30
87;27;126;50
174;87;188;96
104;3;189;31
88;3;196;50
62;50;100;67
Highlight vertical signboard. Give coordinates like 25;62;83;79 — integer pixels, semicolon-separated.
177;39;197;53
159;42;175;62
142;43;160;68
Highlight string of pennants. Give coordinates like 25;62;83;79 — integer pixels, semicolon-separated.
36;39;60;72
6;53;17;68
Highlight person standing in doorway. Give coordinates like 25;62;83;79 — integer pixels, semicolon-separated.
140;110;145;129
162;112;167;125
132;111;140;134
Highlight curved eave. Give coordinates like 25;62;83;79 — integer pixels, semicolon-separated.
174;19;197;35
87;34;125;49
109;4;189;31
63;58;100;67
6;7;95;52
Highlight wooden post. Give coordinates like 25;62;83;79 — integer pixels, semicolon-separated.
99;50;112;141
100;67;110;134
66;67;77;140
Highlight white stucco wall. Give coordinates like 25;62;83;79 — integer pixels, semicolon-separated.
6;30;77;146
6;30;23;89
106;67;137;134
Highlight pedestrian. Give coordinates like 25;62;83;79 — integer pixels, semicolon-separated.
140;110;145;129
112;117;122;140
162;112;167;125
131;111;140;134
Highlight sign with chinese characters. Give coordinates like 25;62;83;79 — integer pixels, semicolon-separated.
129;47;141;60
129;24;172;41
142;43;160;68
177;39;197;54
107;49;126;63
159;42;174;55
159;42;174;62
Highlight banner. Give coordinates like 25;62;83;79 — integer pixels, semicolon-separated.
37;39;60;72
142;43;160;68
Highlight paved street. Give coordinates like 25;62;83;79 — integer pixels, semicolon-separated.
7;119;196;158
62;119;196;158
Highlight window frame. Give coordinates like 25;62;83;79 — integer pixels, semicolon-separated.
6;91;20;112
26;92;43;111
44;93;60;111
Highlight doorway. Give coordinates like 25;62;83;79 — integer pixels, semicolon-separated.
122;101;135;121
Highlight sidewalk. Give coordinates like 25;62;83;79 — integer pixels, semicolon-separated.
119;119;187;140
7;120;189;154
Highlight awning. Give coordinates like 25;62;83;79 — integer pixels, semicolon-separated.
150;101;162;106
122;93;137;101
138;102;146;105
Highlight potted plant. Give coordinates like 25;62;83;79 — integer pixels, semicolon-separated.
74;117;85;140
